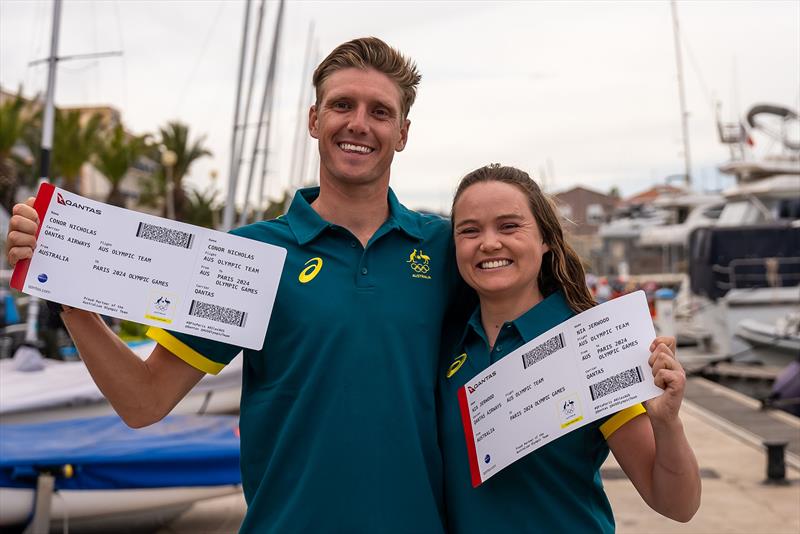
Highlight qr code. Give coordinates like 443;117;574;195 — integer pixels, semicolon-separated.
188;300;248;327
522;333;565;369
136;222;195;249
589;366;643;401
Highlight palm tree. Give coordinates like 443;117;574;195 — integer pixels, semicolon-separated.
0;89;32;211
93;124;149;207
157;121;212;220
183;185;220;229
51;109;104;192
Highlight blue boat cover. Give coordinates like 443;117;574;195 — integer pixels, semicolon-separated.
0;415;240;490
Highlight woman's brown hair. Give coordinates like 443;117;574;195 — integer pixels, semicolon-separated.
452;164;596;314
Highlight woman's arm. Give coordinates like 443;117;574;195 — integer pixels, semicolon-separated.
606;336;701;522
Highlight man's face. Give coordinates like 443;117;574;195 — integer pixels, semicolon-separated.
309;68;409;189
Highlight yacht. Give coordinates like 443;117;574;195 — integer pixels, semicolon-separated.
685;103;800;367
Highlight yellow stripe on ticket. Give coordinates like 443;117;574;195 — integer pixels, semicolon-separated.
144;314;172;324
560;416;584;429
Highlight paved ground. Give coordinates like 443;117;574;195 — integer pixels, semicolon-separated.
605;400;800;534
159;389;800;534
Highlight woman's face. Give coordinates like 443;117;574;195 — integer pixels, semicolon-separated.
453;181;550;302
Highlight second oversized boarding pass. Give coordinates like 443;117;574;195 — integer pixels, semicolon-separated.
11;183;286;350
458;291;664;487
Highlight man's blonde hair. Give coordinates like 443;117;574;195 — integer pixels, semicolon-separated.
312;37;421;119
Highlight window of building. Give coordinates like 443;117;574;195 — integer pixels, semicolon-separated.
586;203;605;224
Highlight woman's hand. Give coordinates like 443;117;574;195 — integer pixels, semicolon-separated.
644;336;685;425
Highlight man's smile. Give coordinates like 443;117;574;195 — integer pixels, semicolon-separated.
338;142;374;154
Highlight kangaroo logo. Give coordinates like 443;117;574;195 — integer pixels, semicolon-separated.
407;249;431;278
155;296;171;311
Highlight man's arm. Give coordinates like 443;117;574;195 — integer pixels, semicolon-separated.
7;198;205;428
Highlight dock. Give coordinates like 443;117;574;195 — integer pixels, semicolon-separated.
157;377;800;534
605;377;800;533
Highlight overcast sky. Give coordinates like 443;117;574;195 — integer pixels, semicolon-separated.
1;0;798;213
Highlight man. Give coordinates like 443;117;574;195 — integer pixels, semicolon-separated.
7;38;464;533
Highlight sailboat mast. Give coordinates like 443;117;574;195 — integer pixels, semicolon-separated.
40;0;63;181
222;0;252;232
288;22;315;194
670;0;692;187
239;0;284;225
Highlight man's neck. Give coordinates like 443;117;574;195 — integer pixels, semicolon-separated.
311;179;391;247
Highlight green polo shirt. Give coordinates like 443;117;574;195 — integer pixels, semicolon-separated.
438;291;645;534
148;187;462;533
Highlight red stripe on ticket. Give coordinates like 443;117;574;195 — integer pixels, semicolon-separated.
10;182;55;291
457;386;482;487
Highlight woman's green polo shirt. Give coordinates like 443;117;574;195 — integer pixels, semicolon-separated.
438;291;645;533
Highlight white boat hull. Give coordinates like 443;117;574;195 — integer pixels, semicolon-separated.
0;342;242;424
0;485;241;528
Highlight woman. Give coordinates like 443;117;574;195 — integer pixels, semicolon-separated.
439;165;700;533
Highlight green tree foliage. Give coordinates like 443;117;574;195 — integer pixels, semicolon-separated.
262;191;289;221
183;185;220;229
51;109;104;192
0;89;32;211
93;124;149;207
157;121;212;220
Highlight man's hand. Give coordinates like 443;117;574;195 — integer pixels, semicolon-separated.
7;197;39;267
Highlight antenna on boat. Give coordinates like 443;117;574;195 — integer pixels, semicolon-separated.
670;0;692;188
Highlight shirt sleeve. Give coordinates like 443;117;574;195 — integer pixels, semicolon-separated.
146;327;242;375
598;403;647;440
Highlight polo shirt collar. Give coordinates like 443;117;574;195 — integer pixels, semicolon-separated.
386;188;425;241
513;290;574;342
457;290;573;352
285;186;424;245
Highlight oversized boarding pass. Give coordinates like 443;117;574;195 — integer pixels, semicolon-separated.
11;183;286;350
458;291;663;487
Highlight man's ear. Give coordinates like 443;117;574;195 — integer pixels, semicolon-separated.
395;118;410;152
308;105;319;139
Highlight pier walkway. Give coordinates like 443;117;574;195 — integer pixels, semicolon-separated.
160;378;800;534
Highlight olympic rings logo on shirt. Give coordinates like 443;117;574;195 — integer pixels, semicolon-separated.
410;263;430;274
299;257;323;283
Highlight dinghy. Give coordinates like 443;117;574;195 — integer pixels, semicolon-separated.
0;341;242;424
0;414;241;530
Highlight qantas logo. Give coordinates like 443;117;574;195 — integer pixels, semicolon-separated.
466;370;497;394
56;192;102;215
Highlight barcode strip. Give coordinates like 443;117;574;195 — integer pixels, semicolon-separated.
589;366;644;401
188;299;248;328
521;332;565;369
135;221;195;249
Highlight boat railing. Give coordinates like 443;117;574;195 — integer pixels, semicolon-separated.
711;256;800;290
